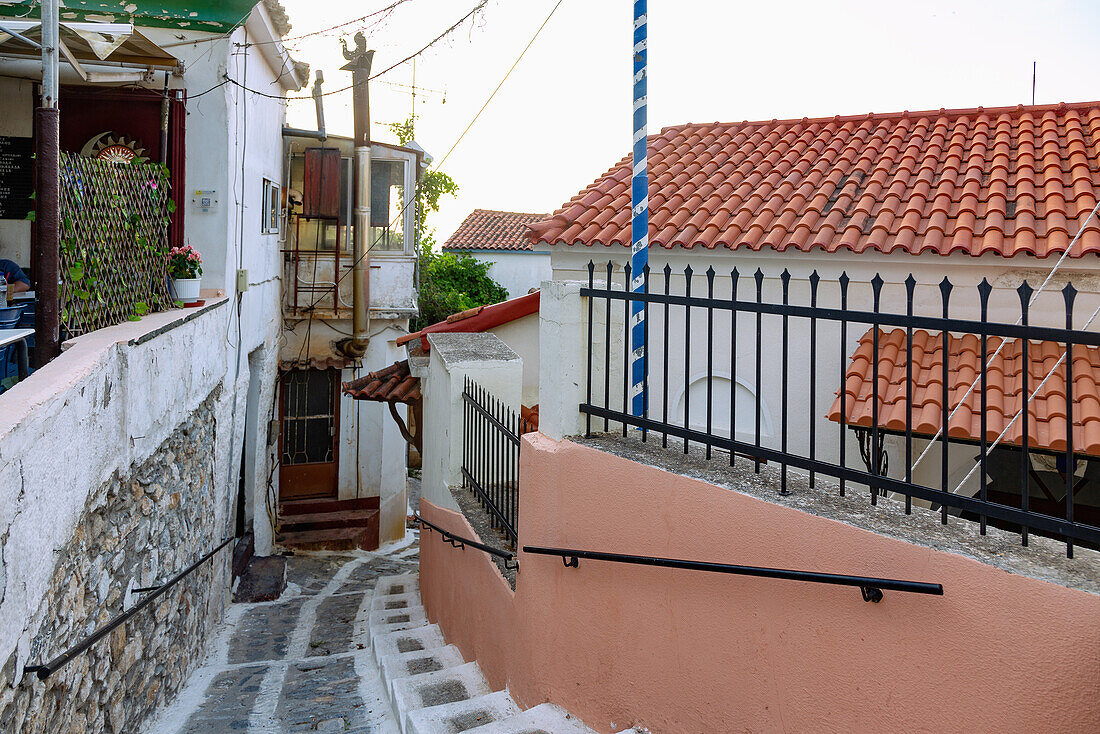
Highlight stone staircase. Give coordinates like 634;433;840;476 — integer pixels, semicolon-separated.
369;573;641;734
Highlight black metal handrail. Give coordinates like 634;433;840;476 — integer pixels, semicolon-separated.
23;537;234;680
522;545;943;602
415;514;517;569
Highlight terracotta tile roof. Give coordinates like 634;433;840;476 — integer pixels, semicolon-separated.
396;290;540;352
529;102;1100;258
342;360;420;403
444;209;547;252
827;328;1100;456
521;404;539;433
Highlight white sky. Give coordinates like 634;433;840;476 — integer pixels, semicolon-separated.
279;0;1100;244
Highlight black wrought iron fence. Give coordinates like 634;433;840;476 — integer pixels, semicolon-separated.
583;261;1100;557
58;153;175;336
462;377;520;546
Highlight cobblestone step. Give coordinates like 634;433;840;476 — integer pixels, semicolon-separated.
404;690;522;734
365;573;648;734
370;591;422;612
369;607;428;628
380;645;465;699
374;573;419;596
372;623;447;663
371;617;430;641
392;661;492;734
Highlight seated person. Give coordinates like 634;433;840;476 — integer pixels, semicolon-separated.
0;259;30;293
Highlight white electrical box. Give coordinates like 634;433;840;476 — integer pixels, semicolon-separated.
192;189;218;213
236;269;249;292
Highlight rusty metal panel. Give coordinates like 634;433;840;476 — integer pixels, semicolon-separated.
302;147;341;220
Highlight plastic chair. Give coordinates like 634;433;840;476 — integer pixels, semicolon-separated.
0;305;22;329
17;301;34;328
0;305;24;388
15;301;34;378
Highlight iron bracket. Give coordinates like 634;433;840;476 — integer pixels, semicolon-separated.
860;586;884;603
562;555;579;568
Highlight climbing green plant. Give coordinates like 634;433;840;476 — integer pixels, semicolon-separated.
387;114;459;245
58;155;175;333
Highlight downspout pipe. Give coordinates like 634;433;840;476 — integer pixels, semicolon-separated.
340;39;374;359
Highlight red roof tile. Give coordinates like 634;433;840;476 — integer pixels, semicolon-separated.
529;102;1100;258
342;360;421;403
445;209;547;252
396;290;540;352
827;328;1100;456
521;404;539;433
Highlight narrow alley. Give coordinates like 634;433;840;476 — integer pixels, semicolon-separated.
144;530;626;734
145;536;421;734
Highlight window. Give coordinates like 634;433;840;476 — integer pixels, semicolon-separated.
262;178;281;234
285;144;413;254
370;158;407;253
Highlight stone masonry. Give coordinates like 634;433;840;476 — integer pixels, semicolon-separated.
0;390;230;734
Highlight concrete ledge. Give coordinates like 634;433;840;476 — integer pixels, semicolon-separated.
577;432;1100;594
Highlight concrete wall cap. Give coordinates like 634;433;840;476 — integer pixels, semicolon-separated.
427;332;520;367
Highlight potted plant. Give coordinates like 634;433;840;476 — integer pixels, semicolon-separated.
167;244;203;303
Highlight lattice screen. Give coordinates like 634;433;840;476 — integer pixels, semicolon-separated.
58;153;175;336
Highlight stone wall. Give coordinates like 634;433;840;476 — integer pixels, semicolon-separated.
0;391;230;734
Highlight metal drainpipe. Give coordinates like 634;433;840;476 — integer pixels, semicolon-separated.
340;40;374;358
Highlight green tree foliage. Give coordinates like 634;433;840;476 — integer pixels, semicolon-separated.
388;115;458;246
413;249;508;331
388;115;508;331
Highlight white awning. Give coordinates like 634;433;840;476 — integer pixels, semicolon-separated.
0;20;178;82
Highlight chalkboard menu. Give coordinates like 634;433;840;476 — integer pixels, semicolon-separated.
0;136;33;220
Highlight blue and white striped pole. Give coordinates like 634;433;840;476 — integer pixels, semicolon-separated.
630;0;648;418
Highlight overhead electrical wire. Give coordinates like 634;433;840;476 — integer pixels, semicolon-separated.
157;0;410;49
435;0;565;169
215;0;488;101
289;0;566;316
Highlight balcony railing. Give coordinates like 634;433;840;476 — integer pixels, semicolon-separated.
583;261;1100;558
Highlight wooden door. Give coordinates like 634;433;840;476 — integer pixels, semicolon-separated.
279;368;340;501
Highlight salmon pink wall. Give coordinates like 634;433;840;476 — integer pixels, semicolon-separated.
419;434;1100;734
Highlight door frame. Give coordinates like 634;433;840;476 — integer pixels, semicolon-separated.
278;367;341;501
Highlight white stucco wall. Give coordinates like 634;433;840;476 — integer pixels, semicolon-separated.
0;300;242;680
418;332;523;511
0;6;294;609
487;312;540;407
459;251;552;300
550;246;1100;504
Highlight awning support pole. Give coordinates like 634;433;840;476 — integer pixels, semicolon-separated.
34;0;60;367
